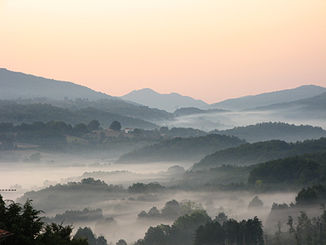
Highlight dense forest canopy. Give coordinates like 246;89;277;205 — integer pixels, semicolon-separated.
117;134;246;163
0;101;157;129
193;137;326;170
248;152;326;187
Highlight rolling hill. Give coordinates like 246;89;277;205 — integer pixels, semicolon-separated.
117;134;245;163
0;101;157;129
192;137;326;170
248;152;326;186
16;97;173;122
210;122;326;143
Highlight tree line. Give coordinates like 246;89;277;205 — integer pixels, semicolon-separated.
135;210;264;245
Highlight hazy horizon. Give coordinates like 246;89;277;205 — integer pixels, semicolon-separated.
1;67;326;105
1;0;326;103
2;1;326;245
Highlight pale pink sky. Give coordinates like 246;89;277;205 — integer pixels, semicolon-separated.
0;0;326;103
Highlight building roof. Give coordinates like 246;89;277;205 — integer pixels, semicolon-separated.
0;229;13;239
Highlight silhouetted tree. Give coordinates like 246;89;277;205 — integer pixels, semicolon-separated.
74;227;107;245
116;239;128;245
37;223;88;245
249;196;264;208
195;221;225;245
135;210;210;245
0;195;87;245
73;123;89;135
215;212;228;225
88;120;100;131
195;216;264;245
109;121;121;131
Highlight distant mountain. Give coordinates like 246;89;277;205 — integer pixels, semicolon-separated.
121;88;209;112
211;122;326;143
211;85;326;110
117;134;245;163
0;68;114;100
192;138;326;170
252;92;326;119
0;68;173;122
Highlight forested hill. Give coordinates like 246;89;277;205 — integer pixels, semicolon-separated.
0;101;156;129
210;122;326;143
13;97;173;122
193;137;326;170
117;134;245;163
248;152;326;186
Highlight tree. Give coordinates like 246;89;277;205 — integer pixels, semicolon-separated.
74;227;107;245
0;195;87;245
141;225;171;245
161;200;181;219
195;221;225;245
215;212;228;225
295;185;326;205
2;199;43;245
96;236;108;245
138;210;148;218
223;219;240;245
109;121;121;131
37;223;88;245
128;182;164;193
159;127;169;134
148;207;160;217
249;196;264;208
135;210;210;245
88;120;100;131
194;216;264;245
116;239;128;245
73;123;89;135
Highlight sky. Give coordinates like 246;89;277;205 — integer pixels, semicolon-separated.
0;0;326;103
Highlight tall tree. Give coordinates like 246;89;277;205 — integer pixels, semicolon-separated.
109;121;121;131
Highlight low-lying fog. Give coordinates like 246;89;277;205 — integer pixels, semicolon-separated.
0;156;192;199
0;155;297;244
163;110;326;131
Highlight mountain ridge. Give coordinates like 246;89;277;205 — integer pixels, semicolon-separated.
210;85;326;110
121;88;209;112
0;68;174;124
0;68;115;100
2;68;325;116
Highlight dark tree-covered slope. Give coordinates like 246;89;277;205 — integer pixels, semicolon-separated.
248;152;326;186
211;122;326;143
193;138;326;170
117;134;246;163
0;101;157;129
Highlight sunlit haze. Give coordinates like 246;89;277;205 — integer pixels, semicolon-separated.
1;0;326;102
